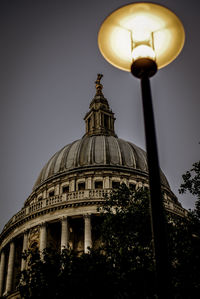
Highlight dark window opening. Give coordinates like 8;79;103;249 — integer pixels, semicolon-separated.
62;186;69;193
78;182;85;191
38;196;43;201
49;191;55;197
104;114;109;129
112;181;120;189
95;181;103;189
88;118;91;131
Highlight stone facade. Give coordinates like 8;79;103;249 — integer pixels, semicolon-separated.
0;75;187;298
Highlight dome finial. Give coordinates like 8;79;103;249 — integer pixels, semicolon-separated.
95;74;103;95
83;74;117;137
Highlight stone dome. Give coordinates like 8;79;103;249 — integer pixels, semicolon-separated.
0;75;187;299
33;74;169;191
33;135;169;190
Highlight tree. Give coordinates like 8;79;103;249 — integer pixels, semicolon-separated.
19;248;116;299
18;183;200;299
179;160;200;219
18;186;156;299
97;184;156;298
176;160;200;297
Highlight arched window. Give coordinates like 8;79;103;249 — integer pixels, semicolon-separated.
49;190;55;197
95;181;103;189
78;182;85;191
62;186;69;193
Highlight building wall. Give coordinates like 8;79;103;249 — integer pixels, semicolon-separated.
0;168;187;298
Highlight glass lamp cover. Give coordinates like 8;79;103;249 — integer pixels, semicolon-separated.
98;2;185;71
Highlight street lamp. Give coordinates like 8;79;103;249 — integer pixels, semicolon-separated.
98;2;185;298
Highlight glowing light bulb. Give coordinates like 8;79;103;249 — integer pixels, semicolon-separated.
132;45;156;61
98;3;185;71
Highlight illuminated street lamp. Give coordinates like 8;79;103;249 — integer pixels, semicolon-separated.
98;2;185;298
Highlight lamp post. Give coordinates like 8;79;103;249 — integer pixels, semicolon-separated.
98;3;185;298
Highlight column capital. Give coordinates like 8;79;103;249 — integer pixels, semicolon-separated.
61;216;68;222
9;238;15;245
40;222;47;228
83;214;91;220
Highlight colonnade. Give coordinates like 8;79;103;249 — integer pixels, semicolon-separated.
0;214;92;296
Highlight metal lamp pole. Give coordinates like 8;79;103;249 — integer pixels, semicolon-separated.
131;58;170;298
98;3;185;298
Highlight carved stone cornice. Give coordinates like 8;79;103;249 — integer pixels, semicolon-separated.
83;214;91;219
0;199;103;244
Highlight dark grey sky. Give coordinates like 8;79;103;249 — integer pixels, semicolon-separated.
0;0;199;232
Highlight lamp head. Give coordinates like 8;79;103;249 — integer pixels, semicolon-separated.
98;2;185;73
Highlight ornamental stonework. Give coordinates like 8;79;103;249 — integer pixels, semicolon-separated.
0;75;187;298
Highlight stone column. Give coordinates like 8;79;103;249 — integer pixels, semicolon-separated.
55;183;60;196
86;177;92;190
104;176;110;189
70;179;75;192
84;215;92;253
5;241;15;294
21;231;28;271
0;251;5;296
40;222;47;254
61;217;69;251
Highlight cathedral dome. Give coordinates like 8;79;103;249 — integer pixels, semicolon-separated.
33;74;169;191
0;75;187;299
33;135;169;190
0;74;187;299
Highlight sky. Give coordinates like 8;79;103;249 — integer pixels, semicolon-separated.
0;0;199;232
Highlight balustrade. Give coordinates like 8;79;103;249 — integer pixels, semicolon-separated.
1;188;186;233
46;195;63;206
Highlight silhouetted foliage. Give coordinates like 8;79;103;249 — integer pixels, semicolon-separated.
179;161;200;220
19;248;116;299
18;183;200;299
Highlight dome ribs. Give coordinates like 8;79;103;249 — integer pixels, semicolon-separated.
43;152;58;181
75;137;87;167
48;148;64;178
60;143;73;171
127;142;147;172
54;145;69;173
104;136;110;165
94;136;105;164
32;137;170;190
118;138;135;167
88;136;95;165
107;136;120;165
65;140;80;169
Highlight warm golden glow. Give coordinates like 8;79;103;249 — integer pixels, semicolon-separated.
132;45;156;61
98;3;185;71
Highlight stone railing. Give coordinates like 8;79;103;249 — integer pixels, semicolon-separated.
67;189;111;200
2;190;112;231
2;189;187;231
164;200;187;217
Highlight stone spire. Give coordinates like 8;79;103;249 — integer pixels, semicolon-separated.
84;74;117;137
